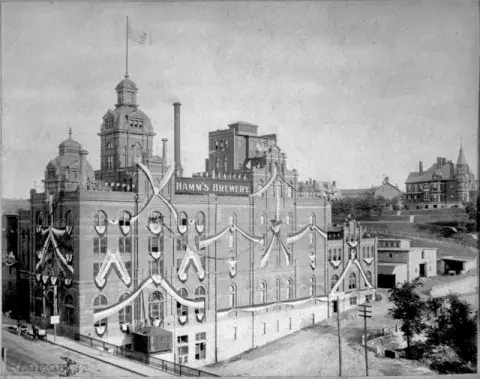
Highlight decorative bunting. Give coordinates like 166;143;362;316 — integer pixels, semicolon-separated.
95;325;106;337
119;225;131;236
177;247;205;282
95;249;131;288
363;257;374;265
226;259;237;278
94;225;107;236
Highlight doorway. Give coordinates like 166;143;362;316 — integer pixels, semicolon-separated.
333;300;338;313
419;263;426;278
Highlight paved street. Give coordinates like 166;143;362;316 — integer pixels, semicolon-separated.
2;329;138;377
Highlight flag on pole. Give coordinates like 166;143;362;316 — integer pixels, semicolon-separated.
128;20;151;45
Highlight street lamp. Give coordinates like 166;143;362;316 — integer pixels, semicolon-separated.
2;252;21;328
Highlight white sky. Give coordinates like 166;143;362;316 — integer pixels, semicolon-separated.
2;1;478;198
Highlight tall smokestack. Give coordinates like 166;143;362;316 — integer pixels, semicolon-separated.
162;138;168;163
79;149;89;190
173;102;183;177
419;161;423;174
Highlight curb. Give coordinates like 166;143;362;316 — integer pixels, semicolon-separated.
44;338;149;377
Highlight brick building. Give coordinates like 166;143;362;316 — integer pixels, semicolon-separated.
404;146;476;209
25;74;377;367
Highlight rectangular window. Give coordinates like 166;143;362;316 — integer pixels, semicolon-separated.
233;327;237;340
276;320;279;332
195;332;206;341
177;335;188;344
148;259;164;276
262;322;266;335
94;237;107;254
311;313;315;325
195;342;206;360
149;236;164;253
349;296;357;305
421;250;425;259
124;261;131;276
93;263;100;278
176;258;183;272
119;237;132;254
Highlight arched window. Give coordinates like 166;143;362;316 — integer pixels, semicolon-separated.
269;162;272;173
215;157;219;170
309;276;316;296
215;140;219;150
338;247;342;260
177;288;188;319
194;286;206;320
286;278;293;300
286;214;291;225
36;211;43;226
331;274;339;290
149;291;165;322
179;212;188;226
225;140;229;150
328;249;332;261
362;246;365;258
196;212;205;228
223;156;228;172
35;287;43;316
118;293;132;324
275;279;281;302
149;211;163;225
64;294;75;325
348;273;357;289
288;182;293;198
93;295;108;332
119;211;131;227
177;212;188;251
366;271;373;286
260;280;268;303
333;249;337;261
65;210;73;227
281;164;284;174
229;284;236;308
258;180;264;197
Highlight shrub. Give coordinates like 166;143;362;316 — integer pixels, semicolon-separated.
375;293;382;302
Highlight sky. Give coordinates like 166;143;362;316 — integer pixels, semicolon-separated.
2;0;478;199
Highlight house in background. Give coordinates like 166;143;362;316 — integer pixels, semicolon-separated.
339;177;403;202
376;238;437;288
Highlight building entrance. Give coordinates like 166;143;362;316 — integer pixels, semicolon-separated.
419;263;426;277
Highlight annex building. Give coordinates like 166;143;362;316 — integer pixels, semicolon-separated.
25;74;378;367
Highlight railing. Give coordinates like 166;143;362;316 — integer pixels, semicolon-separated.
367;228;479;249
74;333;218;377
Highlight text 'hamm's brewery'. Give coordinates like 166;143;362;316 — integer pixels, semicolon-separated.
175;178;252;196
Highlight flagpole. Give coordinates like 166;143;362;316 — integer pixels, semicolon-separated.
126;16;129;78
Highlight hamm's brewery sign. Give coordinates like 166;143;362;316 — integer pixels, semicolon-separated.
175;178;252;196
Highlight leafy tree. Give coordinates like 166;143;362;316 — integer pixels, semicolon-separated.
388;278;426;359
391;196;400;211
425;294;477;366
374;196;386;217
464;201;477;221
354;193;376;220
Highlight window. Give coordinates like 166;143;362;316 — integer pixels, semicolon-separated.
223;156;228;172
195;333;206;360
149;291;165;321
93;263;100;278
65;210;73;227
93;237;107;254
260;280;268;303
348;273;357;289
124;261;131;276
350;296;357;305
309;276;316;296
177;335;189;364
225;140;229;150
362;247;365;258
237;138;242;149
331;274;339;290
107;142;112;150
233;327;237;340
176;258;183;272
286;214;292;225
269;162;272;173
93;211;107;227
118;293;132;324
260;214;266;225
286;278;293;300
215;157;219;170
35;287;43;316
421;250;425;259
277;320;280;332
177;288;188;319
194;286;206;321
229;284;236;308
119;211;131;227
289;318;292;330
196;212;205;230
328;249;332;261
148;235;164;255
366;271;372;286
93;295;108;333
262;322;266;335
215;140;219;150
63;294;75;325
119;237;132;254
333;249;338;260
149;259;164;276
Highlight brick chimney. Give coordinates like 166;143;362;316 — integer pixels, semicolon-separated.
162;138;168;163
419;161;423;174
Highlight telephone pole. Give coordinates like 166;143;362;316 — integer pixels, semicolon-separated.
336;298;342;377
358;302;372;376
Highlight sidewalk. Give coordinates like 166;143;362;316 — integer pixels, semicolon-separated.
3;318;173;377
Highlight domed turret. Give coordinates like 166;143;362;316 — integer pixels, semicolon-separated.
58;128;82;155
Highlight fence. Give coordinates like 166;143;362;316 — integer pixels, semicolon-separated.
367;228;479;249
74;333;218;377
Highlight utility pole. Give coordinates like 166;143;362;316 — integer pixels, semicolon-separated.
358;302;372;376
336;298;342;377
